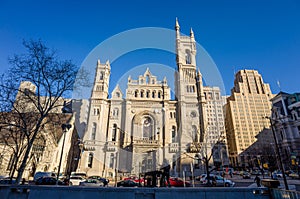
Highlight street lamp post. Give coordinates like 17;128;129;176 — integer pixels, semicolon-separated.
56;123;72;185
265;116;289;190
114;152;119;187
77;140;84;172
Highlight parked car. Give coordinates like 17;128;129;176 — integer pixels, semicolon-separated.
242;172;251;179
0;177;16;184
69;176;85;186
239;171;246;176
35;176;66;185
123;176;145;185
289;172;299;179
70;172;87;179
203;175;235;187
33;171;56;181
88;176;109;186
200;174;215;184
195;174;206;181
79;179;104;187
168;177;190;187
274;171;283;178
117;180;141;187
251;170;262;176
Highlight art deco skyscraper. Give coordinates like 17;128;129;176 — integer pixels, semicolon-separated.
225;69;273;167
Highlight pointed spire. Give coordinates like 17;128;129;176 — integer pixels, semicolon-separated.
105;60;110;69
128;75;132;83
163;76;168;85
97;59;101;66
175;17;180;30
144;67;152;76
190;27;194;38
197;69;202;77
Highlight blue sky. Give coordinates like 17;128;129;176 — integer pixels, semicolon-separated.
0;0;299;96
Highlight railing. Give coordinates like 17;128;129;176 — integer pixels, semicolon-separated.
188;142;201;153
0;185;270;199
105;141;117;152
271;188;300;199
134;139;159;145
169;143;179;153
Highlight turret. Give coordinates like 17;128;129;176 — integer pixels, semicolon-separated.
190;28;194;39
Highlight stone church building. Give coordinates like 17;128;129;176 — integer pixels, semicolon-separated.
77;20;223;178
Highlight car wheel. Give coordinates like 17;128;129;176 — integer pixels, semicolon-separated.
225;183;230;187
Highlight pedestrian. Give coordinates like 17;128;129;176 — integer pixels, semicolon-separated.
229;170;233;178
22;178;25;185
254;175;261;187
212;176;217;187
272;172;278;180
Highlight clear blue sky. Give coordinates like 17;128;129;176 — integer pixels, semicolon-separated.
0;0;299;95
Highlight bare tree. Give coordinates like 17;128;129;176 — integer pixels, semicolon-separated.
0;40;87;184
185;126;226;186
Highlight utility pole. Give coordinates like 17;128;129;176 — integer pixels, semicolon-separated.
266;116;289;190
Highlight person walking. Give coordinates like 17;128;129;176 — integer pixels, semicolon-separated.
254;175;261;187
229;170;233;178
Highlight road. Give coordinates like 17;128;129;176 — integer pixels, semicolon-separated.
192;174;300;191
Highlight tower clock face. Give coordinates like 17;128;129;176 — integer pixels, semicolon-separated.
190;111;196;118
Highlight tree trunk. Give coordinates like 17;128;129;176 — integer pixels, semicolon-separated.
205;157;211;186
15;139;33;184
15;120;42;184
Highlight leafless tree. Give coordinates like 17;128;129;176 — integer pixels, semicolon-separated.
185;126;226;186
0;40;88;184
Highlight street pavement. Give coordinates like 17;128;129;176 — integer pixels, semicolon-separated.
192;174;300;191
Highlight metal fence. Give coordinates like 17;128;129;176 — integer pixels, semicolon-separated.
271;188;300;199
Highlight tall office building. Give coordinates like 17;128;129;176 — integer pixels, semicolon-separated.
203;86;229;166
225;69;273;167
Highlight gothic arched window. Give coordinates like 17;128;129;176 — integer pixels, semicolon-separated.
112;124;117;141
192;125;198;142
91;122;96;140
88;153;94;168
109;153;114;168
152;91;156;98
113;108;119;117
158;91;161;98
140;90;144;98
185;49;191;64
99;72;104;80
143;116;153;140
171;126;176;143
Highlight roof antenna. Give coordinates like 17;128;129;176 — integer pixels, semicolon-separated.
277;80;281;92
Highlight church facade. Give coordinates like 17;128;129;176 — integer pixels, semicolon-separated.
78;20;214;178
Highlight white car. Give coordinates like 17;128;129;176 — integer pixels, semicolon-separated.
200;174;215;184
69;176;85;186
202;175;235;187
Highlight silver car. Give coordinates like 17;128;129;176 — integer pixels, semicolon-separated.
79;179;104;187
204;175;235;187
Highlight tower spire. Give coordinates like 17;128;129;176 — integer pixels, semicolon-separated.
175;17;180;30
190;27;194;38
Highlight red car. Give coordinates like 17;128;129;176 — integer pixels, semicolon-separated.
167;177;190;187
123;176;145;185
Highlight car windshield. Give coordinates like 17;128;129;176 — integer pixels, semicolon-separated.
70;176;83;180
